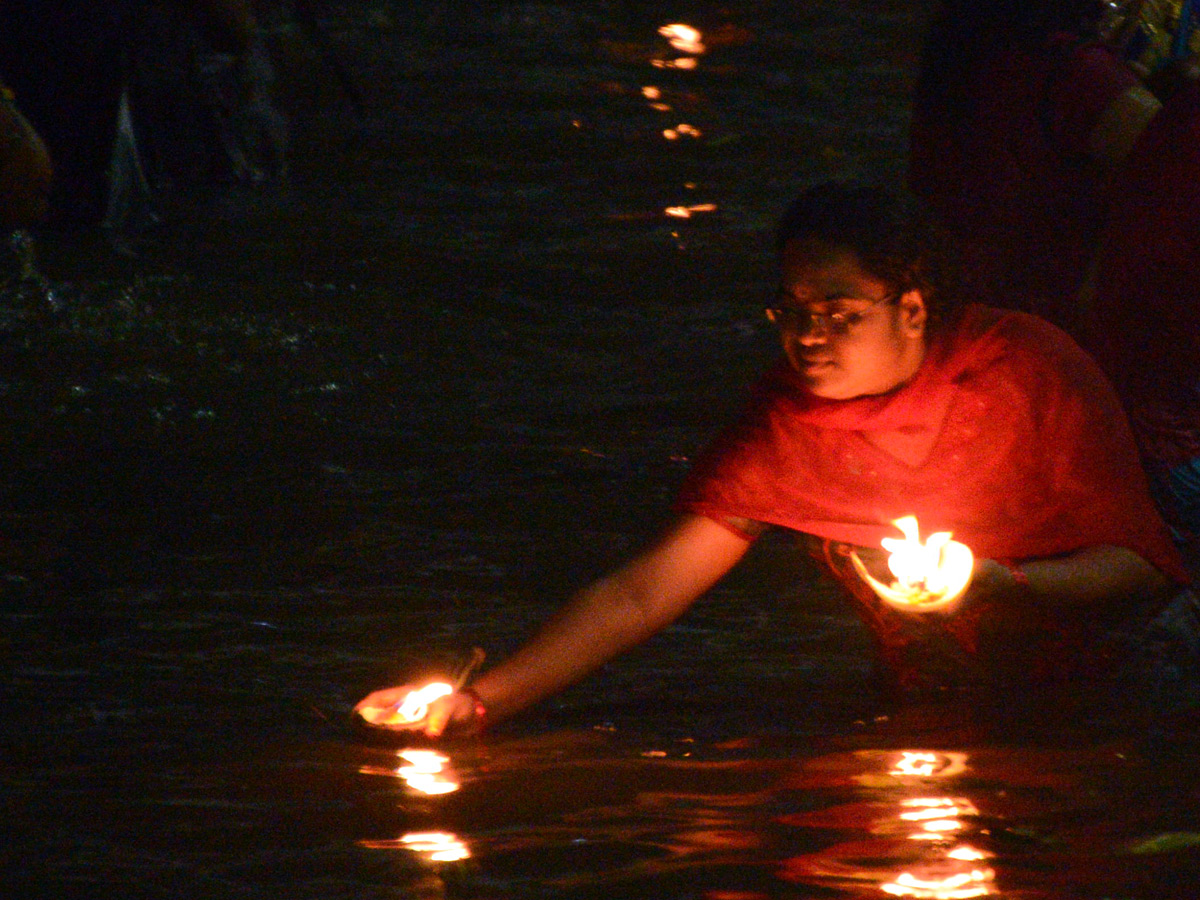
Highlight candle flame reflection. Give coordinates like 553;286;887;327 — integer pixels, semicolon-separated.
400;831;471;862
885;754;994;897
360;831;472;862
881;866;995;898
397;749;460;794
658;24;706;55
781;750;995;897
652;57;698;70
665;203;718;218
889;751;969;779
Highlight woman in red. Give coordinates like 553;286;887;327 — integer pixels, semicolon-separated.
357;183;1195;734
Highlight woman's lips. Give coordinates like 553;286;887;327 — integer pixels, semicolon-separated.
800;358;833;373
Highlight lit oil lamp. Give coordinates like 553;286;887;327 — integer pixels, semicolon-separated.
357;648;485;731
850;516;974;611
358;681;454;728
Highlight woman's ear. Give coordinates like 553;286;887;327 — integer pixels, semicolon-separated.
898;289;928;337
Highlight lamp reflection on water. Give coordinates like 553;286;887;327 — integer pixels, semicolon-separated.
883;751;995;898
658;24;706;55
398;832;471;863
397;749;460;795
654;23;704;68
889;751;969;779
781;750;996;898
665;203;718;219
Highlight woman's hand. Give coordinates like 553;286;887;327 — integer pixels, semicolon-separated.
354;685;486;738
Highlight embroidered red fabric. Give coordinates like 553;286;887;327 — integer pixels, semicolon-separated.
677;305;1186;581
676;306;1187;690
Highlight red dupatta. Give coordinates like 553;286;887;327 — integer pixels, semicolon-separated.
678;305;1186;583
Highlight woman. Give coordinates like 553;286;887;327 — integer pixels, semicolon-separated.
356;182;1192;736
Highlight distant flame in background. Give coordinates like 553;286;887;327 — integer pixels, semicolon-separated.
663;123;701;140
658;23;706;54
665;203;717;218
654;23;704;69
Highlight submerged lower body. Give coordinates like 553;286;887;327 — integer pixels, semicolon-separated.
869;588;1200;740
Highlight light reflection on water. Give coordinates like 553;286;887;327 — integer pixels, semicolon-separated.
343;729;1200;899
4;2;1200;899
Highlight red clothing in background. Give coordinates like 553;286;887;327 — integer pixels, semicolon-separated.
909;36;1137;325
1085;80;1200;472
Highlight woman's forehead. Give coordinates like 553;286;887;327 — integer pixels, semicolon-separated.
779;241;885;299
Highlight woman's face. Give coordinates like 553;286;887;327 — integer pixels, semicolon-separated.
774;240;929;400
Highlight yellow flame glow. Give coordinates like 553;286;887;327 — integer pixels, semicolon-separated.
400;831;471;862
889;752;969;778
397;749;459;795
664;203;718;218
851;517;974;610
652;57;698;70
880;867;995;898
658;24;706;54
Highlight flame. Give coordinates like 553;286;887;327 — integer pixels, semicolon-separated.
358;681;453;726
396;681;454;721
851;516;974;610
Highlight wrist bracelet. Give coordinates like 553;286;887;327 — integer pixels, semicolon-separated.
1003;560;1030;589
458;687;488;731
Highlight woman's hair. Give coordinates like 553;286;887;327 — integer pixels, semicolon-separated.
776;181;965;328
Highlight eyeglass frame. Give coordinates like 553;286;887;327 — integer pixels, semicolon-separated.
764;290;903;337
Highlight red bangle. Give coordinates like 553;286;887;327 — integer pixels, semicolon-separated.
458;687;488;731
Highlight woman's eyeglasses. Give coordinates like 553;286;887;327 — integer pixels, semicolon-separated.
765;291;900;337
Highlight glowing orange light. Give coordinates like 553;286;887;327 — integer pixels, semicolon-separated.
880;867;995;898
358;681;453;727
851;516;974;610
397;749;459;794
658;24;706;54
947;846;992;862
400;831;471;862
652;57;699;70
642;86;662;99
889;752;969;779
663;123;701;140
664;203;718;218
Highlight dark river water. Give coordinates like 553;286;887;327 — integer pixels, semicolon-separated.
4;2;1200;898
